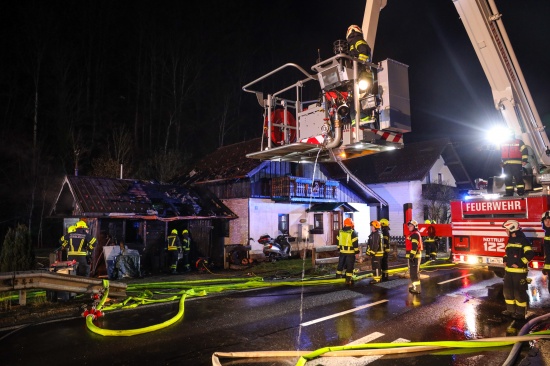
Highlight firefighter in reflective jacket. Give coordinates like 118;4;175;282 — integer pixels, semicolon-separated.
423;220;439;262
500;136;528;196
346;25;371;62
61;220;96;277
167;229;182;274
380;218;391;281
181;229;191;272
336;218;359;285
406;220;423;294
501;220;534;320
366;220;383;283
541;211;550;292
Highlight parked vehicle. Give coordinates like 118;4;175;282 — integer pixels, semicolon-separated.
260;233;291;262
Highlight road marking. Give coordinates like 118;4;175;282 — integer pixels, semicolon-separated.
305;334;410;366
437;274;473;285
300;300;388;326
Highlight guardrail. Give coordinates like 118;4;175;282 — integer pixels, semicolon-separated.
0;270;127;305
311;244;369;269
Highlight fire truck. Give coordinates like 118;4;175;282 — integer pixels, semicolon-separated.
407;0;550;275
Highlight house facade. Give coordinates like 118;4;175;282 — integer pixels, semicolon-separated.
176;138;385;257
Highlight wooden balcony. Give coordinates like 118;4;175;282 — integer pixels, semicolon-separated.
271;176;339;202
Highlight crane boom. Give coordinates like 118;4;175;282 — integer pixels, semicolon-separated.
452;0;550;179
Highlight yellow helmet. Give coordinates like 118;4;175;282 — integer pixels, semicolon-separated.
370;220;381;229
67;225;76;233
171;229;178;235
380;218;389;227
75;220;88;229
182;230;189;234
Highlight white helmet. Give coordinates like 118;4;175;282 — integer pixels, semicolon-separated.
346;25;362;39
407;220;418;230
502;220;520;232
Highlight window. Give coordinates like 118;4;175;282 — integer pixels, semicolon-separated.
278;214;289;234
438;173;442;184
332;214;340;231
310;213;324;234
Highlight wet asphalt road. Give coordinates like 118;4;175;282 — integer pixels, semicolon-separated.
1;266;549;366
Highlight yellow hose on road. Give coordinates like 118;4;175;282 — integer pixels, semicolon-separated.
211;332;550;366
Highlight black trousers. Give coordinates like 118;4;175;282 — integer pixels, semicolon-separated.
371;256;382;281
503;163;524;196
503;271;529;316
409;256;421;289
381;253;389;280
336;254;356;280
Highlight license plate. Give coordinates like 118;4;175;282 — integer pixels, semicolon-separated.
487;257;503;264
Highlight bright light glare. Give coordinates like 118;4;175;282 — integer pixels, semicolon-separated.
487;126;512;145
467;256;479;264
358;79;369;91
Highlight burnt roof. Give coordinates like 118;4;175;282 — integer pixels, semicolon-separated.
174;138;265;184
50;175;237;220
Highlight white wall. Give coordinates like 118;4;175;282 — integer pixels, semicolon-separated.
424;156;457;187
369;181;423;236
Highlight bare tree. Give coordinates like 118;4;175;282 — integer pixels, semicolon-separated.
421;181;459;224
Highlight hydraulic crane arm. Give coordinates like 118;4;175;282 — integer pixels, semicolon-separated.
452;0;550;169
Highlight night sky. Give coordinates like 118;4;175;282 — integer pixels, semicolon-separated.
0;1;549;236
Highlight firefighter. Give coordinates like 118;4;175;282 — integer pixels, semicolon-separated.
346;25;371;63
406;220;423;294
366;220;383;283
542;211;550;287
501;220;534;320
423;220;439;262
61;220;97;276
57;225;76;261
181;229;191;272
336;218;359;285
380;218;391;281
167;229;182;274
500;135;528;196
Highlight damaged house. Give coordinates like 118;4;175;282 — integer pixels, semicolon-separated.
49;175;237;271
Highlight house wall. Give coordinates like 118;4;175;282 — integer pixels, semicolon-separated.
222;198;250;246
369;181;423;236
423;156;457;186
237;198;372;254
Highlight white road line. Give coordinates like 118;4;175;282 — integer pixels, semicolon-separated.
437;274;473;285
300;300;388;326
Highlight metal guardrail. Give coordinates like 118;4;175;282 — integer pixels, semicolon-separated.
0;270;127;305
311;244;368;269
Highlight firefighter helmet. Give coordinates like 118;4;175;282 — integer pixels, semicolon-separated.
171;229;178;235
380;218;389;227
542;211;550;222
346;25;362;39
75;220;88;229
370;220;381;229
425;219;432;224
407;220;419;230
67;225;76;233
182;229;189;234
344;218;354;228
502;220;520;232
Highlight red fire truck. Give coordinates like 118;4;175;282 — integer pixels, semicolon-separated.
405;200;545;277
